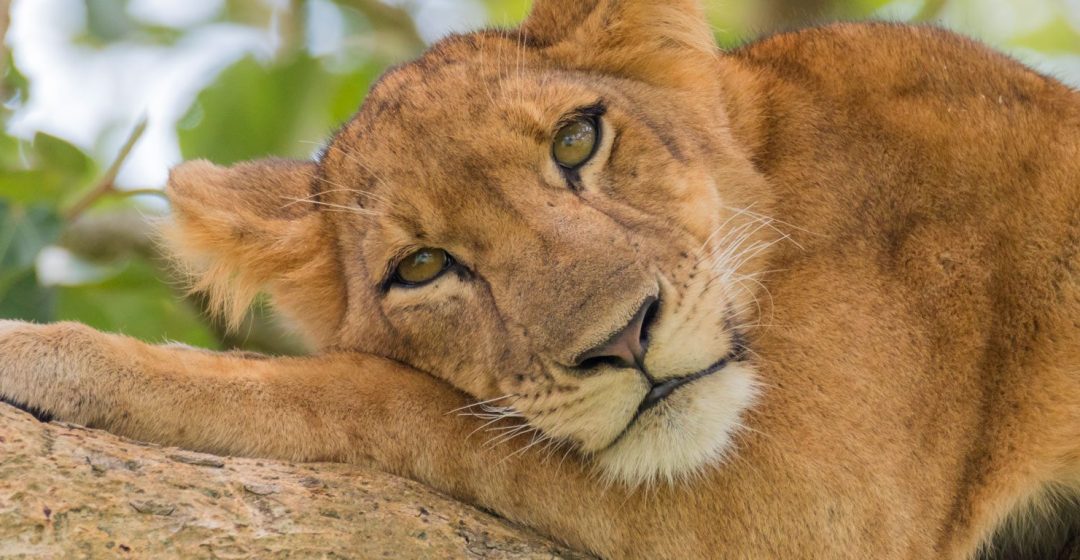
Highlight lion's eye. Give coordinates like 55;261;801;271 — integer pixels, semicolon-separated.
552;117;598;169
394;248;451;286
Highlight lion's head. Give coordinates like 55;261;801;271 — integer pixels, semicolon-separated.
165;0;776;485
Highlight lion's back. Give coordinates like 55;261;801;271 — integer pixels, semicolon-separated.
730;22;1080;249
735;22;1075;108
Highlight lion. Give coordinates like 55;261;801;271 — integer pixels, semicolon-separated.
1;0;1078;557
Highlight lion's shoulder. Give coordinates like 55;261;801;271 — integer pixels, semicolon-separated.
733;22;1071;105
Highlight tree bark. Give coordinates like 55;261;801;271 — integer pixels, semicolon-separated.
0;404;591;559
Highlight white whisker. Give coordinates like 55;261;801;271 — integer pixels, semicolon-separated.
446;393;516;415
484;423;534;448
279;197;377;216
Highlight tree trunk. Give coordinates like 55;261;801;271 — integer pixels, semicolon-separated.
0;404;591;559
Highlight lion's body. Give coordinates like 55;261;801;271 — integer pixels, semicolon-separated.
729;24;1080;556
1;3;1078;558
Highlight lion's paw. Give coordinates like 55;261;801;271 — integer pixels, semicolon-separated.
0;321;105;425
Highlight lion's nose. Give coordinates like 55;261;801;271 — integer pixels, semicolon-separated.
572;296;659;371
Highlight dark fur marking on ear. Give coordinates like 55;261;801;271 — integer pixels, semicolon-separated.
519;0;601;48
309;165;327;207
348;66;410;140
470;28;550;50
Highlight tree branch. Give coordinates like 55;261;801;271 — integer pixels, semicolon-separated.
0;403;591;559
334;0;425;51
63;117;148;223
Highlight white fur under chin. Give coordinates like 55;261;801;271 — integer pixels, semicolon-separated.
593;362;759;487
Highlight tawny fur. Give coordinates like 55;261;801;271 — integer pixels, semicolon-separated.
1;1;1078;558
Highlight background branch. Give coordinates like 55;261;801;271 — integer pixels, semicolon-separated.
0;0;10;101
335;0;425;51
63;117;149;223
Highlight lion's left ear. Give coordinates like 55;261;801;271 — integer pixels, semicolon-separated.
520;0;717;91
164;158;344;348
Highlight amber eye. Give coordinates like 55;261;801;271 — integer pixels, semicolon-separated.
394;248;451;286
552;117;598;169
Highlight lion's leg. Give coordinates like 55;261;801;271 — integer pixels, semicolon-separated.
0;320;436;463
0;320;701;557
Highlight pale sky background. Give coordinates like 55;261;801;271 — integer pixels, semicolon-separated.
5;0;1080;192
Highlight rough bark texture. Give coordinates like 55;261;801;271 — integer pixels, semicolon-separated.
0;404;590;559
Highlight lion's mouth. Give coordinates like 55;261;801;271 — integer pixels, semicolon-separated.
637;334;749;415
596;333;750;452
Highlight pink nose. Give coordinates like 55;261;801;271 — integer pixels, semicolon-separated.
572;297;658;371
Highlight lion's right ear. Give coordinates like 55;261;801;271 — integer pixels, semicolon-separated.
520;0;717;92
164;159;343;348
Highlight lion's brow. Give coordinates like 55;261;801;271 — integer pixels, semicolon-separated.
500;105;552;145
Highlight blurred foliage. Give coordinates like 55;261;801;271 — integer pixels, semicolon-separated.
1012;17;1080;53
0;200;60;322
179;53;389;163
0;0;1078;354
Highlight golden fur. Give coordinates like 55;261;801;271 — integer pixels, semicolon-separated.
1;1;1078;557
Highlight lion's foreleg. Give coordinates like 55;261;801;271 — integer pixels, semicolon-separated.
0;320;658;557
0;320;420;463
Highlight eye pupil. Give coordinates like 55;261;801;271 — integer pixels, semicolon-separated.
553;118;598;169
395;248;450;285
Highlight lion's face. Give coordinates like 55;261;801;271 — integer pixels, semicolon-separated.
167;0;775;485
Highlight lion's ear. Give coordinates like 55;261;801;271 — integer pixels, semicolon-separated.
164;159;343;348
520;0;717;91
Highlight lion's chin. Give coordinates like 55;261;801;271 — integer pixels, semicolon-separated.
592;362;759;487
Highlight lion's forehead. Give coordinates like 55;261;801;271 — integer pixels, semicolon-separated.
350;35;543;130
335;37;617;167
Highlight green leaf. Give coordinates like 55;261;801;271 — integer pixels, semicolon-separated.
0;170;64;205
0;201;62;270
84;0;136;44
0;199;62;321
0;134;95;207
56;259;218;347
1010;18;1080;54
179;53;389;165
845;0;898;16
0;133;24;170
2;50;29;109
34;133;93;178
179;55;323;164
327;60;381;124
480;0;531;26
0;267;56;322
